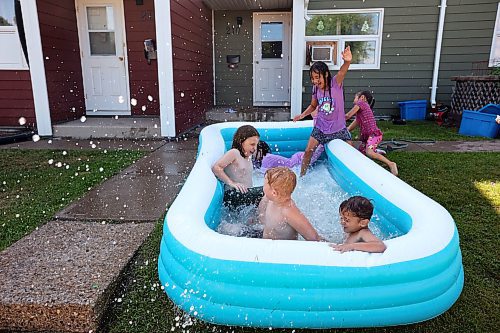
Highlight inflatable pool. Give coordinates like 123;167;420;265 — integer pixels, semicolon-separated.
158;121;463;328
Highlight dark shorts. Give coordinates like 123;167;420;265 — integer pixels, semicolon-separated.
311;127;352;145
223;186;264;208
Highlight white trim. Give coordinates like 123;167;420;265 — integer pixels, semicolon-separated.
212;9;216;105
430;0;447;107
155;0;176;137
305;8;384;70
291;0;305;118
489;2;500;67
20;0;52;136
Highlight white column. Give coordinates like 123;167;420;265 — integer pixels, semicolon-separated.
154;0;176;137
291;0;306;118
430;0;447;107
20;0;52;136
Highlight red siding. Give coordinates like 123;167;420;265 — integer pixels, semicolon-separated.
171;0;213;135
123;0;160;117
37;0;85;124
0;71;35;127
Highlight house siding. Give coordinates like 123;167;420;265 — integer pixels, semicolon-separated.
123;0;160;116
0;71;35;127
214;11;254;107
305;0;499;116
170;0;213;135
38;0;85;124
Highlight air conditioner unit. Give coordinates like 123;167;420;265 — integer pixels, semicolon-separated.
311;45;333;62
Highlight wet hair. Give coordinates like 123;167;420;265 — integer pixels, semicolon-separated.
356;90;376;108
265;167;297;197
232;125;260;158
253;140;270;168
339;196;374;220
310;61;332;98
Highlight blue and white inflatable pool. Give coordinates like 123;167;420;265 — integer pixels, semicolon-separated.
158;121;463;328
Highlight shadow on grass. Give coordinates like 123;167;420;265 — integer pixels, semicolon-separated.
103;152;499;333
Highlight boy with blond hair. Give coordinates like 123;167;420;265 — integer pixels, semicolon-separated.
258;167;322;241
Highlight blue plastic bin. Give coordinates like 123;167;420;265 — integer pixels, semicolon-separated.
398;100;427;120
459;104;500;138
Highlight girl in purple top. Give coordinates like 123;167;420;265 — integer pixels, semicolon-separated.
293;47;353;176
346;90;398;176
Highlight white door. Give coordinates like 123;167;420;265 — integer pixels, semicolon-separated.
253;12;291;106
77;0;129;115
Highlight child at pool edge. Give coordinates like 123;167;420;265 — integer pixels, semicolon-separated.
345;90;398;176
211;125;263;208
257;167;323;241
293;47;353;177
254;109;324;172
330;196;386;253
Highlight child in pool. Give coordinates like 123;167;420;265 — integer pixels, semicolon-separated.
330;196;386;253
253;140;324;172
254;109;324;172
212;125;263;208
345;90;398;176
258;167;322;241
293;47;353;177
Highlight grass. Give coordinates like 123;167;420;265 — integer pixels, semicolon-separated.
349;120;485;142
102;151;499;333
0;149;146;251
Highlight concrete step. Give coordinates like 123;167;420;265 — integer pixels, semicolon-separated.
0;220;154;333
53;117;162;139
206;106;291;122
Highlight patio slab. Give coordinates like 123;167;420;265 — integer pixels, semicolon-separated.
0;220;154;333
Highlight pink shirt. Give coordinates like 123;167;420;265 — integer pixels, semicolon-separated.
312;75;346;134
355;100;383;141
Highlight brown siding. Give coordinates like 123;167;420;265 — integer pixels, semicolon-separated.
171;0;213;135
0;71;35;127
123;0;160;116
37;0;85;124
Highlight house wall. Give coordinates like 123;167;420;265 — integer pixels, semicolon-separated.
0;71;34;127
305;0;499;116
214;11;254;107
38;0;85;124
123;0;159;116
170;0;214;134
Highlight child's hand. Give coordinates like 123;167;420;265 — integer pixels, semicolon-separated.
341;46;352;63
292;114;302;122
229;182;248;193
329;243;353;253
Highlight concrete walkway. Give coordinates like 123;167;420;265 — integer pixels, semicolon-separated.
0;132;498;332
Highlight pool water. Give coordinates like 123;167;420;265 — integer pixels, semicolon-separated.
217;161;400;243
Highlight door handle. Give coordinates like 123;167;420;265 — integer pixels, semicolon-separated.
119;56;124;61
256;61;259;64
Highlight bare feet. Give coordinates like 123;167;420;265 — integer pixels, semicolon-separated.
389;162;398;176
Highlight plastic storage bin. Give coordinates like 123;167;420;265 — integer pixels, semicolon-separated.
398;100;427;120
459;104;500;138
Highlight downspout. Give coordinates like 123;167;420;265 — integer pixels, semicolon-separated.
430;0;447;107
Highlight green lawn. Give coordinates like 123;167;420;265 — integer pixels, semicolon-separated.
350;120;486;141
0;149;145;251
102;151;499;333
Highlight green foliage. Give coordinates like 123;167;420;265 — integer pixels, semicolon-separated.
490;66;500;75
105;152;499;333
0;149;145;251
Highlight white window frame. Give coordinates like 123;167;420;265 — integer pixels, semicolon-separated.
489;3;500;67
304;8;384;70
0;14;28;70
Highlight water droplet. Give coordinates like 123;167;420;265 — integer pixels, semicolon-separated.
32;134;40;142
80;116;86;122
118;96;125;103
180;92;185;97
131;98;137;106
148;95;153;101
18;117;26;125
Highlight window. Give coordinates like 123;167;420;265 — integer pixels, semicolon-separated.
261;22;283;59
489;3;500;67
305;9;384;70
0;0;28;69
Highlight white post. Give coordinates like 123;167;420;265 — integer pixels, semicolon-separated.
154;0;176;137
20;0;52;136
430;0;447;107
290;0;307;118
